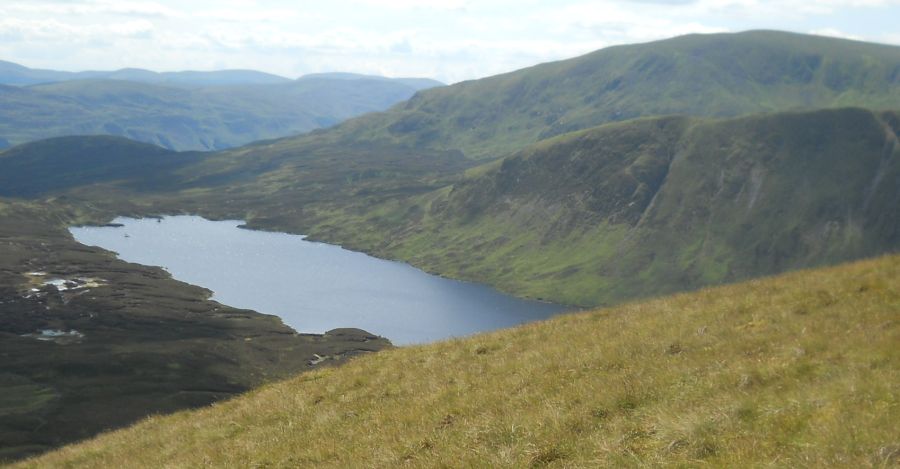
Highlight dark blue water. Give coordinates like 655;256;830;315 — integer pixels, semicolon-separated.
70;216;565;345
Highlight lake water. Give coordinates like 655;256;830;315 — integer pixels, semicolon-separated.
70;216;565;345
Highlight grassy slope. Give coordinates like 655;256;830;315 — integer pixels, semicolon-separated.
266;108;900;307
19;254;899;468
321;30;900;160
0;76;433;151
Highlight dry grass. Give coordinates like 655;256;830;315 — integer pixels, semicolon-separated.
17;254;900;468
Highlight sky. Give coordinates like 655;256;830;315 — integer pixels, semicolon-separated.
1;0;899;84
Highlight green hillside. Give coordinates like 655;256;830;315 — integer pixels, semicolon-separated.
0;136;203;197
0;76;439;151
288;108;899;306
319;30;900;160
18;254;899;468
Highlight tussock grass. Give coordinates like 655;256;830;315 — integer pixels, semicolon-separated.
19;255;900;468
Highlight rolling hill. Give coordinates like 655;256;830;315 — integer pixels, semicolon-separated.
17;254;899;467
0;60;291;87
0;60;444;89
0;73;443;151
0;136;200;197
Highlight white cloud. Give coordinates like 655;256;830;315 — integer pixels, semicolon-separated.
108;19;155;37
5;0;183;18
200;8;304;23
688;0;900;16
0;0;898;82
881;32;900;45
0;17;155;41
347;0;470;10
808;28;864;40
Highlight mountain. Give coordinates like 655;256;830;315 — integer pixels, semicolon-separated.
16;254;900;468
81;68;293;87
0;60;446;90
0;60;76;87
0;75;441;151
298;72;444;91
0;60;292;87
318;30;900;160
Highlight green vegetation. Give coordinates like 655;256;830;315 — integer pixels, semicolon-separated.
0;74;441;151
294;108;899;306
0;136;201;197
322;30;900;160
2;109;896;309
18;254;899;468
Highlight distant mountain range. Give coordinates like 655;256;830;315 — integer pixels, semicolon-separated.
0;62;443;151
0;60;443;89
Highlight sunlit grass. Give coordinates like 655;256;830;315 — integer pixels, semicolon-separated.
18;254;899;468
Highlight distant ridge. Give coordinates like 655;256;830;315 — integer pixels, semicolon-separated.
0;60;292;87
0;73;440;151
0;60;444;90
298;72;444;91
